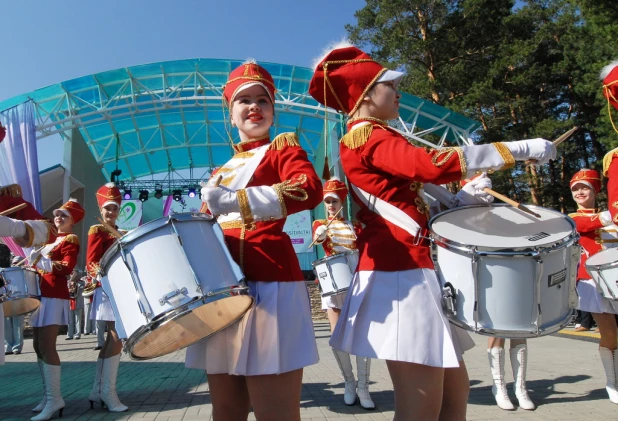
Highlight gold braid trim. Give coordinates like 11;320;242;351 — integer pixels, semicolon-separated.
340;123;372;150
23;223;35;248
268;132;300;151
236;189;254;225
63;234;80;245
494;143;516;170
603;147;618;176
88;225;103;235
432;147;465;177
272;174;309;218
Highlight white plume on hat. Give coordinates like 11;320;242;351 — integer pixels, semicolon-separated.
600;59;618;80
312;38;355;70
105;182;116;188
243;58;257;65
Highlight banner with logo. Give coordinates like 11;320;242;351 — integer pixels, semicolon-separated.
117;200;142;231
283;210;313;253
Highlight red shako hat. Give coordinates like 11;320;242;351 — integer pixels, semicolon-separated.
323;178;348;201
96;182;122;209
223;60;276;107
53;199;85;224
570;168;601;193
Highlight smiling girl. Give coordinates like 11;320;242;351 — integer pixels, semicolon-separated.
184;60;322;421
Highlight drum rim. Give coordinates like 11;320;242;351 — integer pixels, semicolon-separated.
100;212;215;269
124;286;253;360
585;248;618;269
429;204;578;255
311;250;359;267
0;267;40;275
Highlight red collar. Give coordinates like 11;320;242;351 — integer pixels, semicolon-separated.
576;207;599;214
233;136;271;153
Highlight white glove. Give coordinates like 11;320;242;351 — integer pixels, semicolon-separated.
200;186;239;215
454;173;494;206
505;138;557;164
28;249;53;272
314;225;328;242
0;215;26;238
599;210;614;226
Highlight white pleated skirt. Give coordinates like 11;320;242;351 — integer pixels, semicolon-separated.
330;269;471;368
30;297;70;327
90;286;115;321
577;279;618;314
185;280;319;376
321;290;346;310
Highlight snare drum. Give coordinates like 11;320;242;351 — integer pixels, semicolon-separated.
312;250;358;297
585;248;618;300
0;267;41;317
100;213;253;360
429;204;579;338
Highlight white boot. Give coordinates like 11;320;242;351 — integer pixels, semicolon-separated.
487;347;514;410
31;364;64;421
510;344;536;410
599;347;618;404
0;216;26;238
332;348;357;405
356;356;375;409
32;359;46;412
99;354;128;412
88;358;103;409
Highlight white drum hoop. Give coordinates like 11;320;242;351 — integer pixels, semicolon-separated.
100;213;251;359
429;204;580;338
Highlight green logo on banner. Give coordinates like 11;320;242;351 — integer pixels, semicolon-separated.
118;202;136;224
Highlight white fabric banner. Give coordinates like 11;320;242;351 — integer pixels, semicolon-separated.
283;210;313;253
117;200;143;231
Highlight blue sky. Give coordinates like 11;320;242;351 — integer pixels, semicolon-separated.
1;0;365;169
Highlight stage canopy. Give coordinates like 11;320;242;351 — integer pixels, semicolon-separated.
0;58;481;183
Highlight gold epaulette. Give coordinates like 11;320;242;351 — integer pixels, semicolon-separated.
269;132;300;151
340;123;373;150
63;234;80;245
88;225;103;235
314;219;327;225
603;147;618;176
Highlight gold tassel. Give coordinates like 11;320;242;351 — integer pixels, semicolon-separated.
322;156;331;180
603;147;618;176
340;124;372;150
269;132;300;151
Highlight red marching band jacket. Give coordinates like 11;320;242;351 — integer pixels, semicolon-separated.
214;135;322;282
86;224;123;288
33;234;80;300
569;209;618;281
312;217;362;257
340;121;465;272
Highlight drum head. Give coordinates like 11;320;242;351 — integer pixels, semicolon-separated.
130;294;253;360
429;204;575;249
587;248;618;267
3;298;39;317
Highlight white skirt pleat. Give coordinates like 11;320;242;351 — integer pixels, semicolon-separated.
29;297;70;327
330;269;463;368
185;280;319;376
577;279;618;314
90;286;115;321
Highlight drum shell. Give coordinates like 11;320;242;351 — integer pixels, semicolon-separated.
0;267;41;317
312;251;358;297
585;248;618;300
430;204;579;338
100;213;245;344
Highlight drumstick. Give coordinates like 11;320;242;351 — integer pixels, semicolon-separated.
483;188;541;218
96;217;123;239
199;174;224;214
0;203;27;217
307;207;343;249
525;126;579;165
15;244;46;267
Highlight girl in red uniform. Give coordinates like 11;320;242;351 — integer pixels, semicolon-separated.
309;43;556;421
85;183;128;412
312;178;374;409
184;60;322;421
569;169;618;403
28;199;84;421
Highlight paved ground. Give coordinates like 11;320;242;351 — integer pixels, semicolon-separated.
1;322;617;420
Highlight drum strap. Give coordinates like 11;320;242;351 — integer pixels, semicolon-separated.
216;144;270;192
350;183;421;237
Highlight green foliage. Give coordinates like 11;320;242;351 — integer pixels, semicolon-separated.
348;0;618;212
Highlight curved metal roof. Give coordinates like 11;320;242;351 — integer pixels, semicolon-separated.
0;58;481;182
